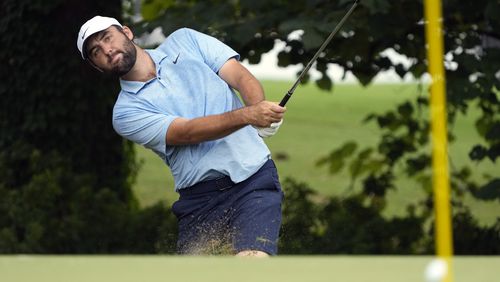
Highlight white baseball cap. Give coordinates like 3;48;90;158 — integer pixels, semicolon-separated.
77;16;122;59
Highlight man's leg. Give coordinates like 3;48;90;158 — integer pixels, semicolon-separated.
230;160;283;256
236;250;269;257
172;160;283;255
172;188;234;255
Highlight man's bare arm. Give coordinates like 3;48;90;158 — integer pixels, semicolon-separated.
218;58;264;106
166;102;284;145
166;58;285;145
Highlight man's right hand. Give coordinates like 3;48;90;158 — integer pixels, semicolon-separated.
245;101;286;128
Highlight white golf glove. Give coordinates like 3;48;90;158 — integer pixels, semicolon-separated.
254;119;283;138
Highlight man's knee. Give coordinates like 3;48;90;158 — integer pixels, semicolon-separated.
235;250;270;257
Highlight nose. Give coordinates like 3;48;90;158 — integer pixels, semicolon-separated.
105;44;114;56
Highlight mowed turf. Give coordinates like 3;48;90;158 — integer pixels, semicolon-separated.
132;82;499;223
1;255;499;282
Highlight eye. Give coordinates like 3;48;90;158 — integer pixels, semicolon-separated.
92;48;100;58
104;35;111;42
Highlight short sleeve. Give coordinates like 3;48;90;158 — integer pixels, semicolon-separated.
112;107;177;158
158;28;240;73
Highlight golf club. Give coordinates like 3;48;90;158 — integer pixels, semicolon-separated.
279;0;360;107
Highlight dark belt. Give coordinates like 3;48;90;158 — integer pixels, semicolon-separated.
178;175;235;197
177;159;274;197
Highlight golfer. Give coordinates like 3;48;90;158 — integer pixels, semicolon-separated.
77;16;285;256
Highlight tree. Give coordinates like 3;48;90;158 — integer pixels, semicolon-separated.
135;0;499;253
137;0;499;161
2;0;495;254
0;0;177;253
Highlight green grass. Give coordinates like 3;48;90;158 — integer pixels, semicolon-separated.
132;82;499;223
1;255;499;282
134;145;177;207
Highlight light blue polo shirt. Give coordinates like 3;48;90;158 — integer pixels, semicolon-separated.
112;28;270;190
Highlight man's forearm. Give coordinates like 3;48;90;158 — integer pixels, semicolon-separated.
218;59;265;106
166;101;285;145
167;59;284;145
236;74;265;106
167;107;249;145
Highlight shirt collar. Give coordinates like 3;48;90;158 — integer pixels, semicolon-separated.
119;49;168;95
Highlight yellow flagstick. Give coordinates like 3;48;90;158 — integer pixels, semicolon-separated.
423;0;454;281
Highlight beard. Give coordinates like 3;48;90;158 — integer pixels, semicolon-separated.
108;38;137;77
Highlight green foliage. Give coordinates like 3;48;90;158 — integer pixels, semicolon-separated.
2;0;496;255
280;178;427;254
141;0;174;21
127;1;500;253
126;203;178;254
314;89;500;253
316;142;358;174
470;179;500;201
279;179;321;253
135;0;499;164
280;177;500;255
451;211;500;255
0;0;177;253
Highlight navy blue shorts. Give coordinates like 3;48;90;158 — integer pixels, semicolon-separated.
172;159;283;255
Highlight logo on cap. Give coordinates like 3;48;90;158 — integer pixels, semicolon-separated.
82;27;90;40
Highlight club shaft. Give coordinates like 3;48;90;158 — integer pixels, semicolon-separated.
279;0;359;107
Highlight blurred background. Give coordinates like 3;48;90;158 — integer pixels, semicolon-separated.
0;0;499;255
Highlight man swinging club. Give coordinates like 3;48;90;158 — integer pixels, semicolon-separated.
77;16;285;256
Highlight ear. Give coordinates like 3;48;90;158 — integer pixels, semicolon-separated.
122;26;134;41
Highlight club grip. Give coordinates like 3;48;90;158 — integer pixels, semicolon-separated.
279;92;292;107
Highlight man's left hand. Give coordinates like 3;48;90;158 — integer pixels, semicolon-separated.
255;119;283;138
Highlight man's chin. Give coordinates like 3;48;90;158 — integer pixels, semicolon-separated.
110;58;135;77
114;69;132;77
105;65;132;77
